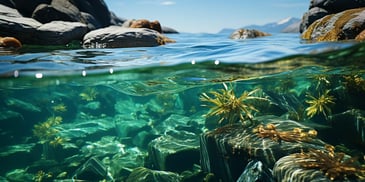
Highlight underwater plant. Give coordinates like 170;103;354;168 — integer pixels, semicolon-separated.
33;116;67;159
343;74;365;95
33;170;52;182
312;74;331;90
79;88;98;101
52;103;67;112
295;144;365;181
33;116;63;144
305;89;335;119
49;136;66;147
200;83;270;125
253;123;318;143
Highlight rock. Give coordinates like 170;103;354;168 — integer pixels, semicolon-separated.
300;0;365;32
0;143;36;174
230;28;271;39
0;5;42;43
5;169;34;182
300;7;329;33
200;115;326;182
31;1;81;24
273;154;330;182
328;109;365;151
146;130;200;172
81;136;126;158
110;11;126;26
129;19;162;33
126;167;181;182
0;0;125;45
35;21;88;45
273;150;365;182
108;147;146;178
72;157;114;181
302;8;365;41
11;0;51;17
162;26;179;34
355;29;365;40
236;160;274;182
0;0;15;8
0;36;22;48
82;26;175;48
73;0;112;29
0;3;23;17
0;5;87;45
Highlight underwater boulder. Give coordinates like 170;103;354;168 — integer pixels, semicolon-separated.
200;115;326;182
236;160;275;182
73;157;113;181
328;109;365;152
146;130;200;173
273;149;365;182
273;154;332;181
126;167;181;182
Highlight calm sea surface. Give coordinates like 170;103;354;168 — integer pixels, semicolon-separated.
0;32;364;181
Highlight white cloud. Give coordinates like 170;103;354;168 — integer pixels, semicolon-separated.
161;1;176;6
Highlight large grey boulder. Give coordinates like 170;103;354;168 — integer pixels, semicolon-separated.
73;0;111;29
83;26;174;48
32;1;82;24
0;4;87;46
35;21;88;45
0;5;42;44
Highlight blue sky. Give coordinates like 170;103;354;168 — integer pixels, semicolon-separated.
104;0;308;33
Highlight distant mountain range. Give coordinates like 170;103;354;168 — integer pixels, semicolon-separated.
218;17;301;34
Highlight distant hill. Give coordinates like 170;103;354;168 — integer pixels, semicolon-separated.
218;17;301;34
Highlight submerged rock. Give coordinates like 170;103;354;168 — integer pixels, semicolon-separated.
236;160;274;182
73;157;113;181
273;154;331;182
146;130;200;173
329;109;365;151
273;150;365;182
200;115;326;181
82;26;175;48
302;8;365;41
126;167;181;182
230;28;271;39
5;169;33;182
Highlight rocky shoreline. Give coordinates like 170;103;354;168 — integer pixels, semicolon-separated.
0;0;177;49
2;0;365;49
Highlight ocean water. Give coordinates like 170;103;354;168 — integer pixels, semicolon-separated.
0;32;365;181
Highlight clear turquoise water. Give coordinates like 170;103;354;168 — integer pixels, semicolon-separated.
0;33;364;181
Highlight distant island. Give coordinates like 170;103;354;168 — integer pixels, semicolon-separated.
218;17;301;34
